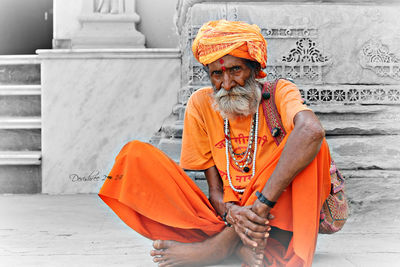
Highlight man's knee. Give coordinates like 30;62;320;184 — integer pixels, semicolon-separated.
118;140;150;160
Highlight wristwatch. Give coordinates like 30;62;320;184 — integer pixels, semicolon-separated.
255;191;276;208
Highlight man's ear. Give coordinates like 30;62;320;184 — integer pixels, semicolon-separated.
203;65;210;77
254;64;261;74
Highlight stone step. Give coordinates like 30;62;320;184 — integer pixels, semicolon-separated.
172;104;186;121
0;85;41;95
185;170;208;195
0;165;41;193
161;121;183;138
164;118;399;137
0;151;41;165
0;129;41;151
0;95;41;116
0;116;41;129
157;138;182;163
0;55;40;85
313;104;400;120
326;135;400;170
321;119;400;135
0;55;39;65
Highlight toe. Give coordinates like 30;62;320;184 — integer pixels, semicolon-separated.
153;256;164;263
158;261;168;267
150;249;164;256
153;239;167;250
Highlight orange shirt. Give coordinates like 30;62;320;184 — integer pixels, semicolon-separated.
180;79;311;203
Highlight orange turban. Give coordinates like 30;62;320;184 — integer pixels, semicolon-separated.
192;20;267;78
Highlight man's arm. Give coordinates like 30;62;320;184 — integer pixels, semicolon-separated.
204;166;228;216
205;166;271;248
252;110;325;217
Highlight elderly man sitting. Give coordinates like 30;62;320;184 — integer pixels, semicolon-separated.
99;20;331;267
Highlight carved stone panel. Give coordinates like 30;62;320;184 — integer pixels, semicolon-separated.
179;3;400;104
299;85;400;105
360;39;400;80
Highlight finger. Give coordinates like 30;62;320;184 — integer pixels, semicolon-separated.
236;225;258;248
245;209;269;225
254;236;269;249
239;231;258;248
252;237;267;248
245;219;270;233
268;213;275;220
240;225;269;247
237;212;266;229
245;228;268;240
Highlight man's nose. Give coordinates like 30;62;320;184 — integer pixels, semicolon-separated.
221;72;235;91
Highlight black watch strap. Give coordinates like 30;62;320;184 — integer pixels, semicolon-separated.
255;191;276;208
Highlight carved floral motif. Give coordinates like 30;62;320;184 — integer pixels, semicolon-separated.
282;38;329;63
300;87;400;104
263;38;331;83
261;28;318;39
190;65;209;85
360;39;400;80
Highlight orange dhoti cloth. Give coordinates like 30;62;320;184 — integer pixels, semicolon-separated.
99;137;331;267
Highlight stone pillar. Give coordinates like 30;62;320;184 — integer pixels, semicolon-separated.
38;48;180;194
72;0;145;48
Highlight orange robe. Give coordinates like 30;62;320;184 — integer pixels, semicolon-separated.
99;80;331;267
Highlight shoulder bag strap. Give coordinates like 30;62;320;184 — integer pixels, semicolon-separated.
261;79;287;146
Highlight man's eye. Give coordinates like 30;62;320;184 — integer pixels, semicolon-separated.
212;70;222;76
231;66;241;72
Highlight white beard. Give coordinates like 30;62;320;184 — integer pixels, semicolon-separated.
212;77;261;119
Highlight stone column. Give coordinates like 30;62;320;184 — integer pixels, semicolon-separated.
72;0;145;48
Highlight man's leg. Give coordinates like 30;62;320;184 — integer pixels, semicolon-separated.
99;140;225;242
149;227;290;267
99;141;264;266
100;141;246;265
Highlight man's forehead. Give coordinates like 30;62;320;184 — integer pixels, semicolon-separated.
208;55;246;69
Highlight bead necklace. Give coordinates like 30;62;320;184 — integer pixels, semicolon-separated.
224;110;259;193
227;117;255;158
226;114;256;170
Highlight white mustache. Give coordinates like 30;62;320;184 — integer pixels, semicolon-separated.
214;85;251;99
212;78;261;118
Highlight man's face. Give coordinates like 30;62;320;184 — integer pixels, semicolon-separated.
208;55;261;119
208;55;252;91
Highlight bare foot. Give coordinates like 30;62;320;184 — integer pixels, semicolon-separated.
236;244;264;267
150;239;229;267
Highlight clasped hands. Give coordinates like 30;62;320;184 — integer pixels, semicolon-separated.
225;200;273;249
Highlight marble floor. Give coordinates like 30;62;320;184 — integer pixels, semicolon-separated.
0;194;399;267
